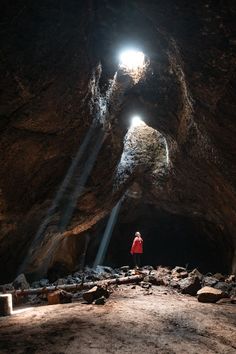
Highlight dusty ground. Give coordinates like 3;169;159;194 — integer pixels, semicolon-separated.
0;285;236;354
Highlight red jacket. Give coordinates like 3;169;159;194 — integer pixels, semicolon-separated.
131;236;143;254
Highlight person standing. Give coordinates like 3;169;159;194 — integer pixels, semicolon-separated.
130;231;143;268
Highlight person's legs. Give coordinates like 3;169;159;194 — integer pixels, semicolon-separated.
133;254;138;268
137;254;141;268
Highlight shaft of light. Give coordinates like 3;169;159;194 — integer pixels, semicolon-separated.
18;124;96;275
58;129;105;231
93;198;123;267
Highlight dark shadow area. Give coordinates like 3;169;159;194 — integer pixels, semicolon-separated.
93;206;233;274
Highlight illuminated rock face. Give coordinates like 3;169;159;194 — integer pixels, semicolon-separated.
0;1;235;282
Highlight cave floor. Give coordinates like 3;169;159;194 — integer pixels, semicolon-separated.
0;285;236;354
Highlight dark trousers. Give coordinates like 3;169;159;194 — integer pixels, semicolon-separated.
133;253;141;267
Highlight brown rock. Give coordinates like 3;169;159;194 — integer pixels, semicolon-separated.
83;286;109;304
47;290;72;305
213;273;225;281
197;286;225;303
216;298;233;305
225;275;236;283
179;276;201;296
189;269;203;279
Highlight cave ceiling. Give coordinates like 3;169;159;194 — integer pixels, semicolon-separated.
0;0;236;281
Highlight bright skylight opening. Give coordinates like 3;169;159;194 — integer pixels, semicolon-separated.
119;50;145;70
131;116;145;128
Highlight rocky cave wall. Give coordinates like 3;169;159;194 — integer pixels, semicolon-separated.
0;0;236;282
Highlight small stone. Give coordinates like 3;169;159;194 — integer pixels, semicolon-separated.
202;276;218;287
213;273;225;281
120;266;130;272
197;286;225;303
172;266;186;274
39;279;49;287
47;290;72;305
13;274;30;290
189;268;203;279
0;283;14;292
216;298;233;304
225;275;235;283
94;296;106;305
140;281;152;289
83;286;109;304
214;282;231;295
179;276;201;296
53;278;66;286
230;296;236;304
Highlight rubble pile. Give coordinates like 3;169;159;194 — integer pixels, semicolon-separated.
0;265;235;307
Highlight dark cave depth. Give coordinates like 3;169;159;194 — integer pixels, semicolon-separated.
86;208;233;275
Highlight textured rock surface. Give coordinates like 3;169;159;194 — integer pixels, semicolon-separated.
197;286;225;303
0;1;235;281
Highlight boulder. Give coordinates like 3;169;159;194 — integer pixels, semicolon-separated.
189;268;203;280
47;290;72;305
197;286;225;303
213;282;231;295
179;276;201;296
171;267;188;279
13;274;30;290
83;285;109;304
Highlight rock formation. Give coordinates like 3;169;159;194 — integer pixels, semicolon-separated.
0;1;235;282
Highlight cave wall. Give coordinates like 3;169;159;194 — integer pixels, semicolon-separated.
0;0;236;281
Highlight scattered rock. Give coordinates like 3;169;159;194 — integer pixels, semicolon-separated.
230;286;236;297
83;286;110;304
47;290;72;305
143;275;157;284
94;296;106;305
179;276;201;296
0;283;14;292
13;274;30;290
213;273;225;281
225;275;235;283
172;266;186;273
230;296;236;304
119;266;130;272
202;276;218;287
213;282;231;295
169;279;180;289
54;278;66;286
189;268;203;280
216;298;233;305
39;279;49;287
140;281;152;289
31;281;41;288
142;265;154;271
197;286;225;303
